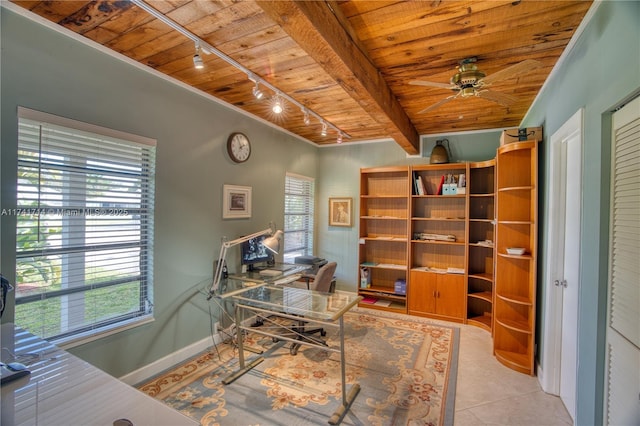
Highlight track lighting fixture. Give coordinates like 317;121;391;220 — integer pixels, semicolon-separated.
272;95;283;114
337;132;343;144
193;42;204;69
252;81;264;100
132;0;350;140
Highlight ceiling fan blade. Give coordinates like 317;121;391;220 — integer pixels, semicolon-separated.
481;59;543;85
477;89;519;106
418;95;457;114
409;80;455;90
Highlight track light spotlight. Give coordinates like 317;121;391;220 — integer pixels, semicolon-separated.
193;43;204;69
337;132;343;144
272;95;283;114
252;81;264;100
133;0;350;144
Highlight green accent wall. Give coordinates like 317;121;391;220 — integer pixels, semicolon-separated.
522;2;639;424
1;7;319;377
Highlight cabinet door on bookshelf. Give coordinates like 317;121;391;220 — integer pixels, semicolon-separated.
408;271;464;320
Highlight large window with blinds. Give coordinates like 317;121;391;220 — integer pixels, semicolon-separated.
283;173;315;263
13;107;156;344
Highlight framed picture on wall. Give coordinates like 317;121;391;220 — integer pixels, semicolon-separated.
222;184;252;219
329;197;352;227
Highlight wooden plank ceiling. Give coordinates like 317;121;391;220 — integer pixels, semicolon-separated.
10;0;593;153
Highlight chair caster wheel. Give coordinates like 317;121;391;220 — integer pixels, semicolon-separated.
321;330;327;336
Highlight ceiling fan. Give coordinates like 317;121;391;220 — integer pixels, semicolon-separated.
410;57;542;114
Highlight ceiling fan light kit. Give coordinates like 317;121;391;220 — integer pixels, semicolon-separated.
411;57;542;114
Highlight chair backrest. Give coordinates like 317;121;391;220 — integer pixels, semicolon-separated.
310;262;337;293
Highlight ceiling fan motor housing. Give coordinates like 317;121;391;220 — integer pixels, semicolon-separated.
451;63;486;87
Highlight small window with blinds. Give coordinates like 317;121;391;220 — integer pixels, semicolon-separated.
283;173;315;263
14;107;156;345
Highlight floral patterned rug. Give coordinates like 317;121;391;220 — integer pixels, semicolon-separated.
138;311;459;426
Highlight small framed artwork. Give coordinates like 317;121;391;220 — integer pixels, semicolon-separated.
222;184;252;219
329;197;352;227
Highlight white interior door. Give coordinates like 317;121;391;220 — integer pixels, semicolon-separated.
540;109;583;424
558;121;582;420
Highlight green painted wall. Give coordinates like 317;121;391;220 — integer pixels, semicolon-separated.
0;8;318;377
522;2;639;424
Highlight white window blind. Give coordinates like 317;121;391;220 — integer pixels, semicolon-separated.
14;108;156;344
283;173;315;262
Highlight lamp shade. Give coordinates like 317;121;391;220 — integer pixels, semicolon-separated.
262;230;283;254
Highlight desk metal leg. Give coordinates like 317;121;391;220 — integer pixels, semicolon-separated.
328;316;360;425
222;304;263;385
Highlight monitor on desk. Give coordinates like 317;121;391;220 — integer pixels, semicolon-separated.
240;234;273;271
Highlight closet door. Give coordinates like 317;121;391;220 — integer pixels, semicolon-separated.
605;95;640;425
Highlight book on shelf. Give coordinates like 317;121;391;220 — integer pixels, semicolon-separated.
436;175;445;195
360;262;377;266
457;173;466;194
373;299;392;307
360;297;378;304
377;263;405;269
417;175;426;195
446;267;465;274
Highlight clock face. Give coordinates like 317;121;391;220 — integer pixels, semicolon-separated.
227;132;251;163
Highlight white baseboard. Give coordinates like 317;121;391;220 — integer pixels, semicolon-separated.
119;333;219;386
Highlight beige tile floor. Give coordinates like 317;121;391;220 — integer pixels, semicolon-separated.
454;324;573;425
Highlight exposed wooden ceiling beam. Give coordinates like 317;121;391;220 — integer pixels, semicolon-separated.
257;0;421;154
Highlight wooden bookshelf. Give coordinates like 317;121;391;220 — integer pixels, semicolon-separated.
467;160;495;333
494;141;538;375
358;166;409;313
407;163;468;322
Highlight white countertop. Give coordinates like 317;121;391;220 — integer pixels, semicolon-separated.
1;323;196;426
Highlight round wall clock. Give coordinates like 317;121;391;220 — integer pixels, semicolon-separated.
226;132;251;163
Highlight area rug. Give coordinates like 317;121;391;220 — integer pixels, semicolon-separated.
138;311;459;426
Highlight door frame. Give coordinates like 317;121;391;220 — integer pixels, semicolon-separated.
539;108;584;395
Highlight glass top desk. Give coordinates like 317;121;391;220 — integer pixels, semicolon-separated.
211;262;311;298
217;282;362;425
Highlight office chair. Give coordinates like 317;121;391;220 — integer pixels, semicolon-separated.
305;261;336;292
287;261;337;355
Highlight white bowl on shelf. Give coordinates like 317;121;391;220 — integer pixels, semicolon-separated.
506;247;526;255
